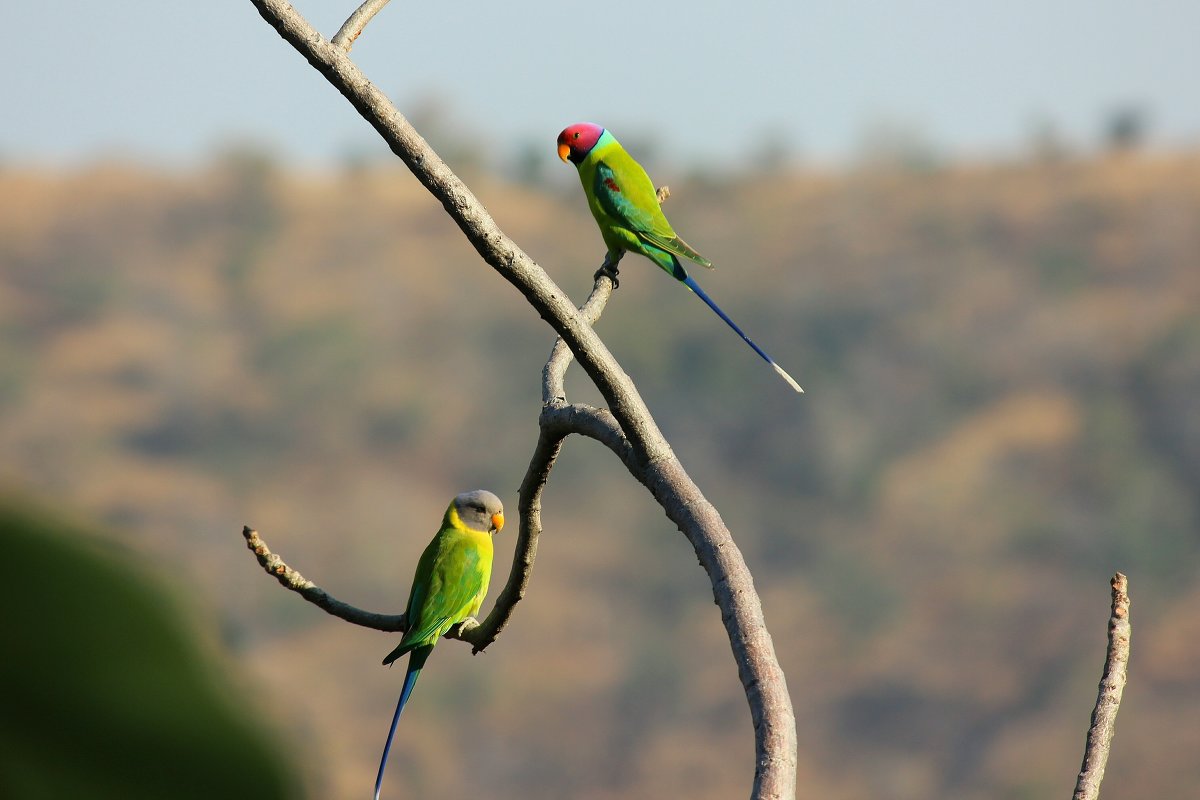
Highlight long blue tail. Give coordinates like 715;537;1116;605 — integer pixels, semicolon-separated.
373;649;429;800
681;274;804;393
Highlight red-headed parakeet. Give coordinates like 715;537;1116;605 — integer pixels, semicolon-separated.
373;490;505;800
557;122;803;393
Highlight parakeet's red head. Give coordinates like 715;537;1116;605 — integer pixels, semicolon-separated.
557;122;605;164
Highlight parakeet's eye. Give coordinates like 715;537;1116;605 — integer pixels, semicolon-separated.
573;132;580;139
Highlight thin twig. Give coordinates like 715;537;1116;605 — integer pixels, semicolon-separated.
243;526;406;632
543;275;615;402
541;184;664;402
1073;572;1131;800
331;0;392;51
463;273;638;652
242;526;489;644
467;426;564;653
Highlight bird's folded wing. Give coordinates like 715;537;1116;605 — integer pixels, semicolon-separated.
593;161;673;238
594;161;713;268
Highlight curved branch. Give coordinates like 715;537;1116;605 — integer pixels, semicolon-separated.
242;525;490;645
466;425;565;653
542;184;666;403
252;0;664;459
543;275;615;403
461;276;634;652
247;3;797;796
478;267;662;650
466;400;636;653
243;525;406;632
1073;573;1131;800
331;0;392;51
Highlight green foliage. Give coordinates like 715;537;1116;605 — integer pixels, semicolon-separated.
0;497;299;800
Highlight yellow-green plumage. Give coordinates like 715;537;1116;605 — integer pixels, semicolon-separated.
381;506;493;666
577;129;712;279
559;123;804;393
373;490;503;800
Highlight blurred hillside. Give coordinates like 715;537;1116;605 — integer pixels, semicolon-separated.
1;149;1197;799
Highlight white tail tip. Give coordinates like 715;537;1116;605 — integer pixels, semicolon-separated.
772;362;804;393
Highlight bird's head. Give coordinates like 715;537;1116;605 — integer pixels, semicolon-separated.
452;490;505;535
557;122;605;165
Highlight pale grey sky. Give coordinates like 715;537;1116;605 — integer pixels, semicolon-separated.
3;1;1198;169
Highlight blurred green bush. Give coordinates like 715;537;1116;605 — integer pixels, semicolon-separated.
0;496;299;799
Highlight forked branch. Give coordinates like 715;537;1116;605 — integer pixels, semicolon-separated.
245;2;797;797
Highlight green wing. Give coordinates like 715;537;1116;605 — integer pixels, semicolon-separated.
399;529;488;650
592;156;672;238
593;153;712;269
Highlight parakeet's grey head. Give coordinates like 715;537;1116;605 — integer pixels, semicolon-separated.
453;490;505;534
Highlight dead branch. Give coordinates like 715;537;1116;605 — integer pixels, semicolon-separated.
331;0;391;51
1072;573;1131;800
245;2;797;796
243;526;406;632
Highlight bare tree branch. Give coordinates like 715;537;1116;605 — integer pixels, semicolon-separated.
331;0;391;51
468;426;565;653
246;2;797;796
400;189;663;656
542;180;665;401
544;276;616;402
251;2;656;454
1073;573;1131;800
243;525;492;645
243;525;406;632
468;275;633;654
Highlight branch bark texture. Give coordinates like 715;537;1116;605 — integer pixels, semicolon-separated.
246;2;797;797
244;525;406;632
331;0;391;51
1072;573;1131;800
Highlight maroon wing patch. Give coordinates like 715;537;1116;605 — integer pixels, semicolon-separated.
603;177;621;193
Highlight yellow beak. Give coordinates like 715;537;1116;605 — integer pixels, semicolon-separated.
491;512;505;533
557;143;571;162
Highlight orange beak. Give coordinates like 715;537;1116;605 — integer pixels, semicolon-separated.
491;512;505;533
557;142;571;162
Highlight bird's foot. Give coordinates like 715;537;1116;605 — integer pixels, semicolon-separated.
594;258;621;289
450;617;480;638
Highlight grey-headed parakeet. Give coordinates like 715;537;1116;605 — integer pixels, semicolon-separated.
373;490;505;799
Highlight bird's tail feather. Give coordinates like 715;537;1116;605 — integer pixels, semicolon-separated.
374;647;431;800
681;274;804;393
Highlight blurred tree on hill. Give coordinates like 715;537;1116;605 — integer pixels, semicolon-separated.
1104;105;1149;153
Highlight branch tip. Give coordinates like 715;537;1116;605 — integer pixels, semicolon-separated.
331;0;392;51
1072;572;1132;800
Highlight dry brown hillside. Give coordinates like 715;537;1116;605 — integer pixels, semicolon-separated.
1;150;1198;799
